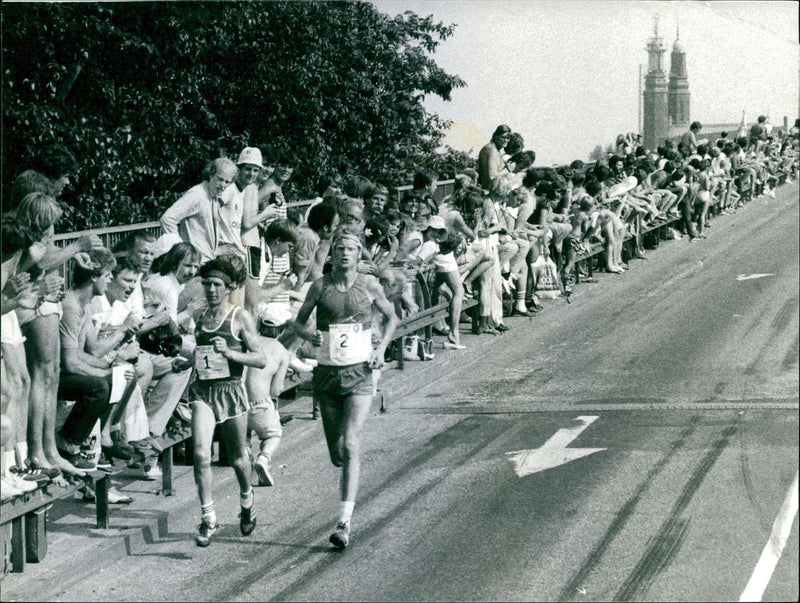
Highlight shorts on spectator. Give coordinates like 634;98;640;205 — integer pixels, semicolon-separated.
248;395;282;440
1;311;26;347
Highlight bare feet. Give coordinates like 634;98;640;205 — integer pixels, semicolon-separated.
46;451;87;477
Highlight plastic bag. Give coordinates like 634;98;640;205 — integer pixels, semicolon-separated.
532;255;561;299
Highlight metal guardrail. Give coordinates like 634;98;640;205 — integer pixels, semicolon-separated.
52;180;457;247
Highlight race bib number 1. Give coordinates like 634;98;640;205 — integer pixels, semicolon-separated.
195;345;230;380
328;323;371;364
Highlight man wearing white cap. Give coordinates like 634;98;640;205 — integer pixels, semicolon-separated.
237;147;285;311
245;303;291;487
216;147;261;262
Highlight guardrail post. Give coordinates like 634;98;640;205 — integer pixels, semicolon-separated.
10;516;25;572
162;449;174;497
25;507;48;563
95;476;109;529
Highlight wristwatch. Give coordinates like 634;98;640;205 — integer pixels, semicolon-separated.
104;350;118;366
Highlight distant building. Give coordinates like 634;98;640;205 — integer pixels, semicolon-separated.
668;25;690;128
642;16;669;151
643;17;694;150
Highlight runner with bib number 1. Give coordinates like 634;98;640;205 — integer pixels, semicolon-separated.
171;255;266;547
293;228;398;549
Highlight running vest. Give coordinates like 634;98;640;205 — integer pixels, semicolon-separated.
195;305;244;380
316;273;374;366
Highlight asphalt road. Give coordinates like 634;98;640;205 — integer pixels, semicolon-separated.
5;185;798;602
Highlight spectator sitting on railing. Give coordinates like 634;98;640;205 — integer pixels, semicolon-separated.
460;185;504;334
397;193;419;248
646;161;681;217
493;179;531;317
247;303;290;480
160;157;238;264
363;216;398;276
131;244;201;457
113;232;173;335
86;255;158;471
57;248;138;472
586;179;626;274
394;198;430;265
447;188;492;302
681;122;709;156
144;242;204;339
478;125;512;191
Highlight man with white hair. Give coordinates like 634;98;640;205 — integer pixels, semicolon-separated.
160;158;238;264
246;304;291;487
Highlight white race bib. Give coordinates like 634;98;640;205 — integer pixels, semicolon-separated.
325;323;372;365
195;345;230;380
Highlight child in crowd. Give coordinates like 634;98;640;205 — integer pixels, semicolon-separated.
246;304;290;485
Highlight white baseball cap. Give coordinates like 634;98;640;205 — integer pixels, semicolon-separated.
425;215;447;231
237;147;264;168
256;303;292;327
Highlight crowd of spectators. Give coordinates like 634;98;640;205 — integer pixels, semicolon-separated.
2;117;798;511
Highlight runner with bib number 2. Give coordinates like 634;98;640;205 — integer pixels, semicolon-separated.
293;228;398;549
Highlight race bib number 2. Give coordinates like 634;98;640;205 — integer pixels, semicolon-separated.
328;323;371;364
195;345;230;380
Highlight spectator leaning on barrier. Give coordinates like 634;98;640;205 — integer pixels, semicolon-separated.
160;157;238;264
216;147;259;264
238;146;279;290
10;186;104;480
1;195;64;492
257;151;294;224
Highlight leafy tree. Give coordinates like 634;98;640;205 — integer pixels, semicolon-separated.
1;1;467;231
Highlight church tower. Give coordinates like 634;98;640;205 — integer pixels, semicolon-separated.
642;16;669;150
668;25;690;127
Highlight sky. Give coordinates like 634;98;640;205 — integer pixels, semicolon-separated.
372;0;799;166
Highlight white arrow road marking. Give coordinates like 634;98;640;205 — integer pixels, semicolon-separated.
736;273;775;281
506;415;606;477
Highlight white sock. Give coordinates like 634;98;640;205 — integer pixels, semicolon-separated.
339;500;355;525
15;441;28;468
201;502;216;526
240;488;253;510
1;450;13;476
